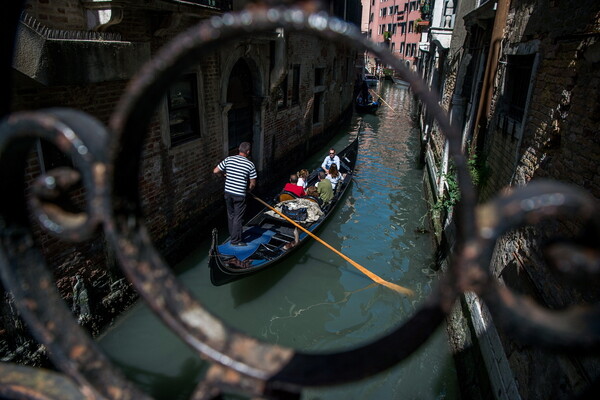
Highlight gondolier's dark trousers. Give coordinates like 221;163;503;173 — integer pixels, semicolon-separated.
224;192;246;244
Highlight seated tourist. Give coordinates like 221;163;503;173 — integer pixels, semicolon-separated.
297;169;309;189
321;148;340;174
282;174;306;197
326;163;341;190
305;185;323;206
317;171;333;204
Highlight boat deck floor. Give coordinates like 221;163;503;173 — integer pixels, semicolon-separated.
216;215;319;268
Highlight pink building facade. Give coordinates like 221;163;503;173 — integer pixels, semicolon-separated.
363;0;430;72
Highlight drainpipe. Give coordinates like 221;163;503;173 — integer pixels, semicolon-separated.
471;0;511;151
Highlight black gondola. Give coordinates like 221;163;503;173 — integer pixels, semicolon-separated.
355;93;379;113
208;136;360;286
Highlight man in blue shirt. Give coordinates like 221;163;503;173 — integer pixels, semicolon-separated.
213;142;257;246
321;148;340;174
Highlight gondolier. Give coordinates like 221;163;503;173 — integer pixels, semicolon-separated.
213;142;257;246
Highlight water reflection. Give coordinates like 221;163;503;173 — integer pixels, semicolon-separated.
230;260;294;307
98;81;458;400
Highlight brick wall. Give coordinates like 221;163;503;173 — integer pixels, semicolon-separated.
482;1;600;201
23;0;86;31
477;1;600;397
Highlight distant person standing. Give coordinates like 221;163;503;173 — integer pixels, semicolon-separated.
321;148;340;174
360;80;369;105
213;142;257;246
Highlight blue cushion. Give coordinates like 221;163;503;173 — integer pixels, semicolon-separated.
218;227;276;261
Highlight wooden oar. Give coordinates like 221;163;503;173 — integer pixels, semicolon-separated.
369;89;395;112
251;194;414;296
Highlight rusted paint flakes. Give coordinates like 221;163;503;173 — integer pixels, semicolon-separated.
69;345;86;360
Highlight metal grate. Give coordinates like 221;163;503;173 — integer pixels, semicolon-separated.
1;1;599;399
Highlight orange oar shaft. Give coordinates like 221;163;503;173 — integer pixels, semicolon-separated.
369;89;395;112
252;194;414;296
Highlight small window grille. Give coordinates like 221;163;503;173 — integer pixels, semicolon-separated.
167;73;201;146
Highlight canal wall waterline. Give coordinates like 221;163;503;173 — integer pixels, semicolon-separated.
421;144;521;400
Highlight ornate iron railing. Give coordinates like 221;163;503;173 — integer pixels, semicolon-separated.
1;1;599;399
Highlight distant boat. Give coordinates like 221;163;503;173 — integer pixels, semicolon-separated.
363;74;379;87
392;76;410;87
355;93;379;113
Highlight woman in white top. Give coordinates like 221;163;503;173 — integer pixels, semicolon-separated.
326;164;341;189
297;169;309;189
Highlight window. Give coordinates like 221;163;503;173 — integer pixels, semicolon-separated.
277;75;288;109
292;64;300;105
409;20;414;33
346;57;351;81
443;0;456;28
314;67;325;86
313;92;322;124
168;73;200;146
504;55;535;122
36;139;83;214
332;58;337;80
400;43;405;54
38;140;72;174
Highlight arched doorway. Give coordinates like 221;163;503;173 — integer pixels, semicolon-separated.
227;59;254;155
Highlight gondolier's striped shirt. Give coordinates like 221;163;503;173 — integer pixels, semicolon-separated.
217;155;257;197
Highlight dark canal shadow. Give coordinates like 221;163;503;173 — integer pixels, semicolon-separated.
230;261;295;307
112;357;205;400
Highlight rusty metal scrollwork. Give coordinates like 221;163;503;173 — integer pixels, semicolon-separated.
0;1;599;399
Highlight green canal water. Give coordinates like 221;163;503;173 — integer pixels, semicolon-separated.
98;81;460;399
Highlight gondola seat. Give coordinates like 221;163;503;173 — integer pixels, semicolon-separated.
277;190;298;202
304;195;323;207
